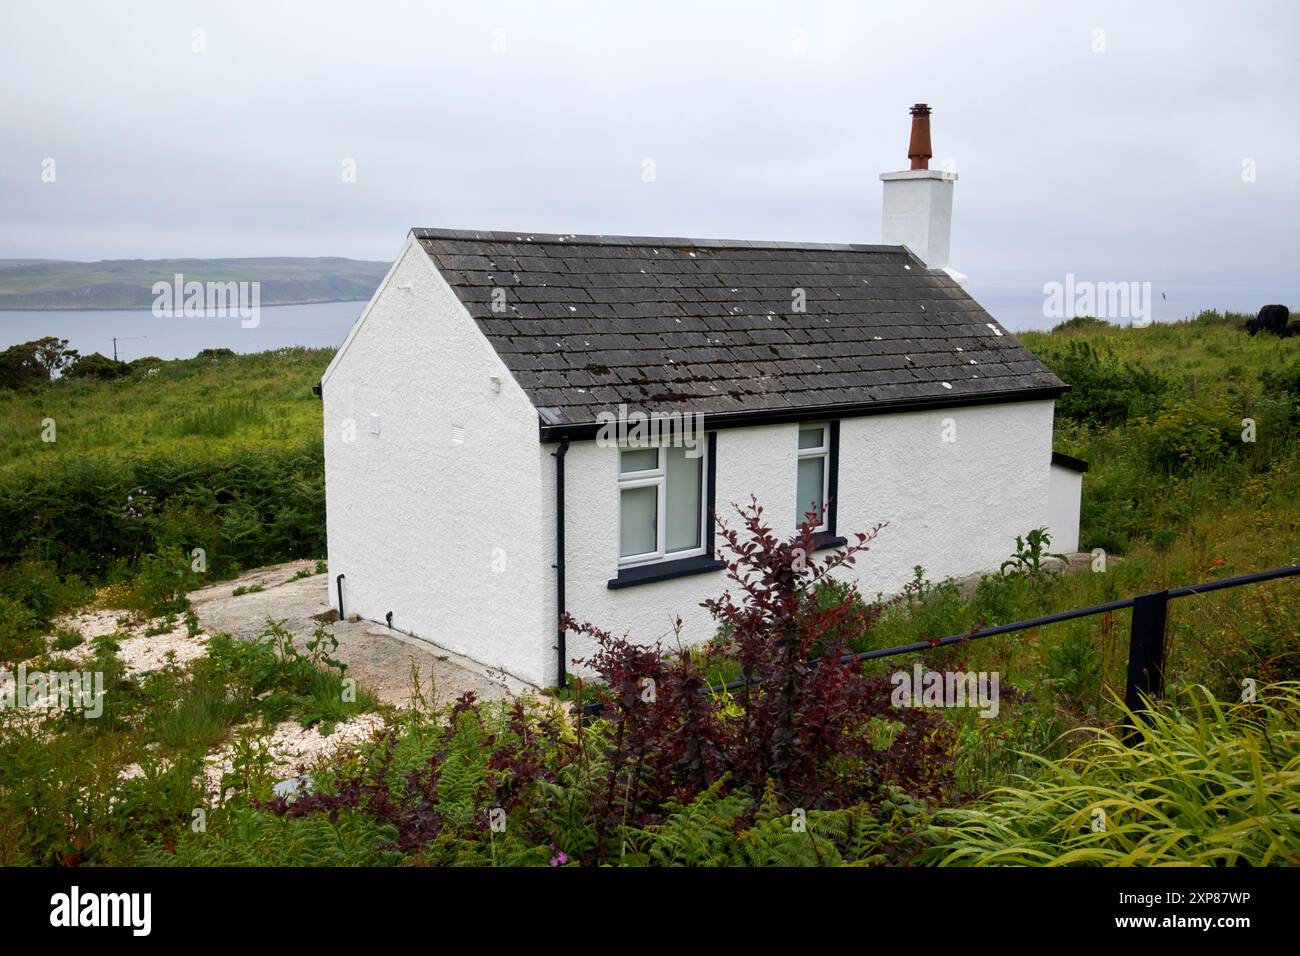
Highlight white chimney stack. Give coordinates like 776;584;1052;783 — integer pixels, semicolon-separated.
880;104;964;283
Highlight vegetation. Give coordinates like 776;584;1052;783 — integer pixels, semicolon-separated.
0;309;1297;866
928;683;1300;866
0;617;377;866
0;346;330;663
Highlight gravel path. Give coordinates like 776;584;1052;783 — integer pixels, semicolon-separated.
189;561;531;708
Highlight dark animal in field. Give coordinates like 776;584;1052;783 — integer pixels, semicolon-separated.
1244;304;1291;336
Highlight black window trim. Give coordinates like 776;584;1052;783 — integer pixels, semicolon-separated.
609;432;720;589
804;420;842;551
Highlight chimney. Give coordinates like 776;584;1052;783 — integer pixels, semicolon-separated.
907;103;932;169
880;103;962;280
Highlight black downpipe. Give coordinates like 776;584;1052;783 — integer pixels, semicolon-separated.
552;441;569;689
336;573;345;619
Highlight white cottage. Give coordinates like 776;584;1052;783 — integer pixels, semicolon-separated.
318;105;1084;688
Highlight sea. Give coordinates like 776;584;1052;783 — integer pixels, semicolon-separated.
2;281;1296;362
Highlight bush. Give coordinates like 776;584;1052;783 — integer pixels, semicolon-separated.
0;441;326;581
64;352;129;381
258;502;956;866
1135;396;1238;474
0;342;48;390
201;619;373;728
970;570;1042;625
110;550;199;617
0;594;42;662
0;717;145;865
0;560;85;632
1049;315;1110;334
595;505;949;823
1044;627;1103;715
1035;340;1169;427
1260;361;1300;401
856;566;971;653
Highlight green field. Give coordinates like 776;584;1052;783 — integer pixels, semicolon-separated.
0;347;329;466
0;348;331;590
0;310;1298;867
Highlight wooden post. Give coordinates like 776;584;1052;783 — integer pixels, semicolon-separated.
1123;590;1169;741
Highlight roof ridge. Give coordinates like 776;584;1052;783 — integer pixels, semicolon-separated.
411;227;910;256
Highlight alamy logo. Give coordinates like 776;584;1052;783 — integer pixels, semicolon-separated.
595;403;705;459
0;665;104;718
890;662;1000;718
152;272;261;328
49;886;151;936
1042;273;1152;327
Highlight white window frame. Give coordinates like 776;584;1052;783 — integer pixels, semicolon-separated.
797;423;831;533
617;445;708;568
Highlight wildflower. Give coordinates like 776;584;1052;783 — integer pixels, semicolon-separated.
549;851;568;867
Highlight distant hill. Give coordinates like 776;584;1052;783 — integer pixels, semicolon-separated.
0;257;390;310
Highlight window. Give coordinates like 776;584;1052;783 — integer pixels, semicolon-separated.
796;424;830;530
796;421;840;546
609;434;721;589
618;444;706;565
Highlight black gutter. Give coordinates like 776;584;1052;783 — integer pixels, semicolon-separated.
538;384;1069;443
335;573;345;619
1051;450;1089;472
552;441;570;688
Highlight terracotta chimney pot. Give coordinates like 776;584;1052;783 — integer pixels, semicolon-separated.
908;103;932;170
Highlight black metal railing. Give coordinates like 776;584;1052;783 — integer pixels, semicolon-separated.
579;563;1300;737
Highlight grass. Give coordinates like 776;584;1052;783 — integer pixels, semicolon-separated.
926;682;1300;866
1;311;1298;865
0;347;329;468
151;674;249;754
1020;309;1300;389
0;615;382;866
819;309;1300;797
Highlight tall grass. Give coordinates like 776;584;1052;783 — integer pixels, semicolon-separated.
0;347;329;467
171;400;266;438
926;682;1300;866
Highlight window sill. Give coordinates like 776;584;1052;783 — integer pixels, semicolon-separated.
810;532;847;552
608;554;725;590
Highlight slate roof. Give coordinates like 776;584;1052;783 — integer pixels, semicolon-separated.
413;228;1067;437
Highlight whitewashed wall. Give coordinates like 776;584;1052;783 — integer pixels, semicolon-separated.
322;240;1061;688
554;401;1057;681
321;237;552;685
558;423;796;674
1047;463;1084;552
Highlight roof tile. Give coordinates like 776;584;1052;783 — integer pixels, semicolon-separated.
413;229;1065;426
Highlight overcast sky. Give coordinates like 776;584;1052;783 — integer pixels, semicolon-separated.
2;0;1297;293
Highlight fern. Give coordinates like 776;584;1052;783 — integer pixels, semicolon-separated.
621;779;932;867
629;779;753;866
140;805;400;866
434;711;491;832
737;781;842;866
